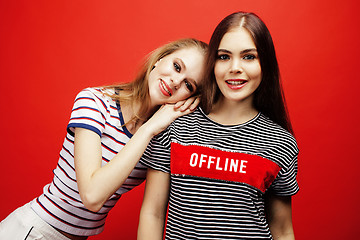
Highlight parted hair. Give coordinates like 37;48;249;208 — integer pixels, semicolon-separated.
201;11;293;134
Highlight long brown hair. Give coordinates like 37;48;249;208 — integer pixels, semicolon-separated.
201;12;293;134
106;38;208;122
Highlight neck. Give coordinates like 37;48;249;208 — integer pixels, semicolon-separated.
120;98;158;134
134;99;159;120
208;96;258;125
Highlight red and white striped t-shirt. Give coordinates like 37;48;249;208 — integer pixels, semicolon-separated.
31;87;146;236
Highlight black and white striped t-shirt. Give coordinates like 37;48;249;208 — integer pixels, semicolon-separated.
141;108;299;239
31;88;147;236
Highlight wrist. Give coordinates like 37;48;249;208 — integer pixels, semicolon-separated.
138;122;157;138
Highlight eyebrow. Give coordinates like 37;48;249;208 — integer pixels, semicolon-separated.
217;48;257;54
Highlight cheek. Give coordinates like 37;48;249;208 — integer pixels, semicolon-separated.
159;61;173;74
170;89;190;103
247;64;262;80
179;90;192;100
148;70;156;85
214;63;224;80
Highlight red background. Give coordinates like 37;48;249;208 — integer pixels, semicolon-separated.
1;0;359;239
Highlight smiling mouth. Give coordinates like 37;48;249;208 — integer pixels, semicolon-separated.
160;80;172;96
225;80;247;85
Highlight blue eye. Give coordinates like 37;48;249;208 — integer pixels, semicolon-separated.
217;54;230;60
243;54;256;60
185;80;194;92
174;62;181;72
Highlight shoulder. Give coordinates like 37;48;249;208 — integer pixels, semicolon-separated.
253;114;299;162
74;87;117;108
76;87;114;100
165;108;207;137
171;107;207;127
257;114;297;145
152;108;203;141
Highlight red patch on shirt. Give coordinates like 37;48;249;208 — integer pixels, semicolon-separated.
170;142;281;193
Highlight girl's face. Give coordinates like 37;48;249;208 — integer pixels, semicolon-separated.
214;27;262;106
148;47;205;106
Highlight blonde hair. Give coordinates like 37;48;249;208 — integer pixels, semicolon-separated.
105;38;208;123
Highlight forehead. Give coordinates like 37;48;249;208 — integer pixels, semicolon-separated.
167;47;205;81
167;47;203;61
219;27;256;50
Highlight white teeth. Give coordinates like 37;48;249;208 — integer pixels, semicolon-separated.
161;81;172;96
226;80;246;85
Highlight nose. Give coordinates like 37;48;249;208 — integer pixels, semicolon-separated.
170;75;183;90
230;58;243;73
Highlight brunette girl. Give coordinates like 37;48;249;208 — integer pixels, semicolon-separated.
138;12;298;240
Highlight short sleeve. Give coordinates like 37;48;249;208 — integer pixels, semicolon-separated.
67;88;110;137
140;128;172;173
268;146;299;196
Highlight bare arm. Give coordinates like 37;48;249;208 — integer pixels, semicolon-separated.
74;97;198;212
138;169;170;240
74;124;153;212
266;194;295;240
